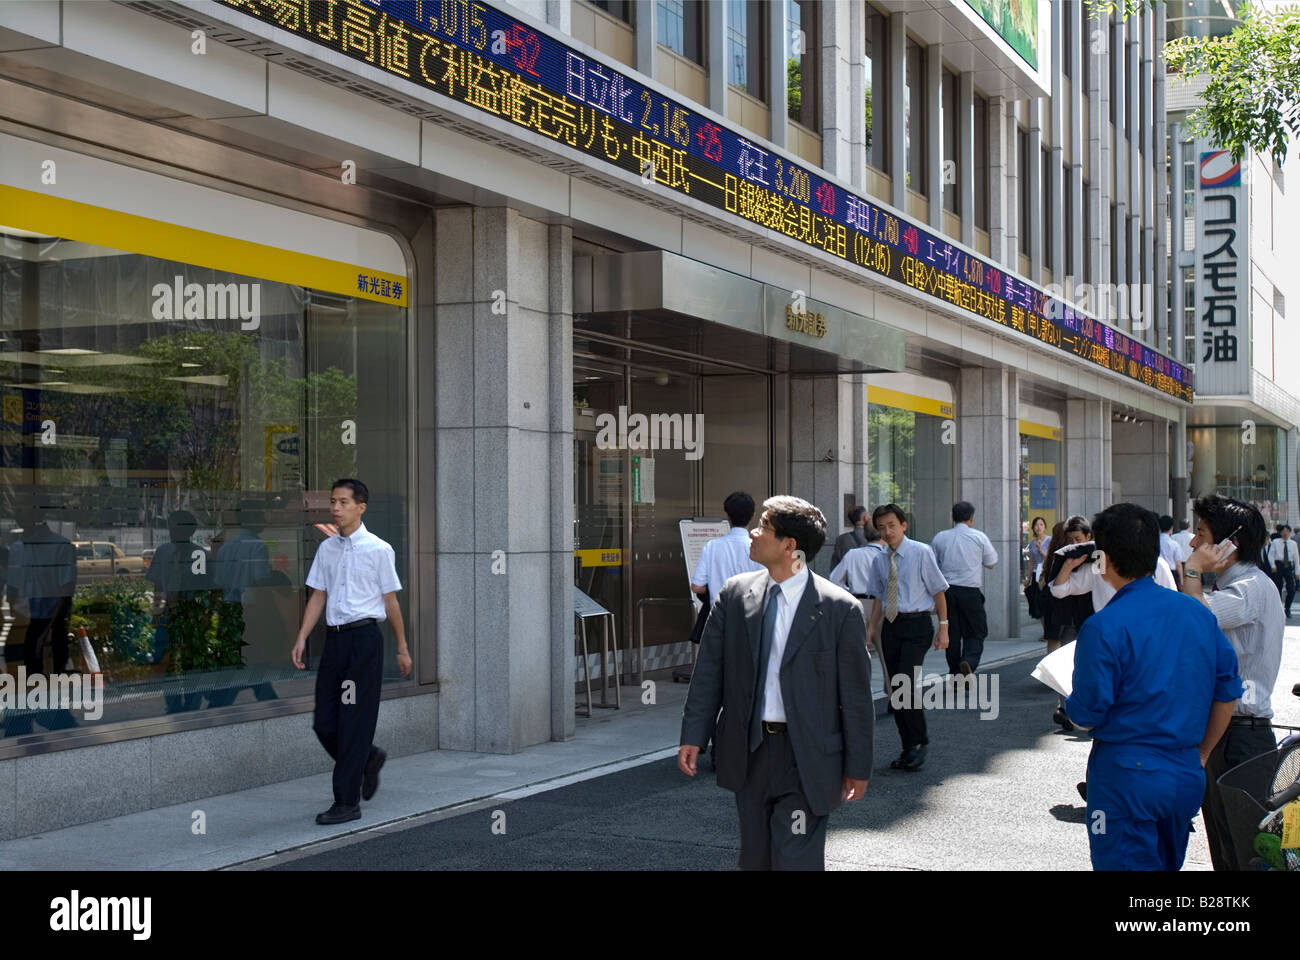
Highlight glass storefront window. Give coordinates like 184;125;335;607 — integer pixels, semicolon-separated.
1019;431;1063;578
867;402;955;541
0;228;408;738
1189;424;1289;525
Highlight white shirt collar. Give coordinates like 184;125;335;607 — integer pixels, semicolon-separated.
338;521;368;544
772;564;810;605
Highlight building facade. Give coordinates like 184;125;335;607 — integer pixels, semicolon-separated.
0;0;1182;838
1165;0;1300;529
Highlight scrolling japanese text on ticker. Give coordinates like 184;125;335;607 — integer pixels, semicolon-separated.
218;0;1193;403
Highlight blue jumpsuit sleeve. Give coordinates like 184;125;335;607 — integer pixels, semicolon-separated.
1064;620;1118;730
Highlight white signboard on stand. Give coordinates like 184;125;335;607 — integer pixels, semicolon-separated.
679;518;730;610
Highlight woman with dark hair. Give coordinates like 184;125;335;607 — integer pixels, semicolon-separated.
1025;516;1050;621
1041;515;1095;730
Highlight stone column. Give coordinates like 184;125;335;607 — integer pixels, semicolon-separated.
769;0;788;148
1028;97;1043;276
989;96;1009;267
820;0;851;179
1065;397;1113;519
434;207;573;753
1112;417;1171;512
927;41;943;230
790;374;854;576
958;366;1021;642
635;0;656;79
707;0;727;114
1069;0;1084;285
960;70;974;248
545;0;570;32
847;0;866;190
889;10;906;210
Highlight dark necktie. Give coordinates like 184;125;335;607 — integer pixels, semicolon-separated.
749;582;782;752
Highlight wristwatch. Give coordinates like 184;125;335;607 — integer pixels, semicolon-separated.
1184;569;1201;580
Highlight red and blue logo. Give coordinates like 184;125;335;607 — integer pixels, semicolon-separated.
1200;150;1241;188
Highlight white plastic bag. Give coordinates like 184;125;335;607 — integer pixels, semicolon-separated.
1031;641;1076;699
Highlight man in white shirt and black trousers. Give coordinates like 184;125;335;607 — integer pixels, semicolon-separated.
292;478;412;825
930;501;997;678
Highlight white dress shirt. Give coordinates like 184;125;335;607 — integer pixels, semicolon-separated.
760;566;810;723
1268;538;1299;566
828;542;886;595
305;522;402;626
1203;561;1285;718
930;523;998;587
1159;532;1187;571
1050;554;1177;610
691;527;762;604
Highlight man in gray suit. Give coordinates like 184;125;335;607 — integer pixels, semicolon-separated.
678;495;874;870
830;505;871;567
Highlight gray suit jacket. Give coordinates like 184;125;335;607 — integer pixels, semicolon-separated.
830;528;867;568
680;569;874;817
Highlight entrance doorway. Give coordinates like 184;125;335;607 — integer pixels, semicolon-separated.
573;338;773;678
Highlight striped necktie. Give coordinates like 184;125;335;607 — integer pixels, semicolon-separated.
886;549;899;623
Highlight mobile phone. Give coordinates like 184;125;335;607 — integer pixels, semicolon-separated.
1215;525;1242;563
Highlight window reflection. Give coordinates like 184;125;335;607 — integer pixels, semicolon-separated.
0;231;408;738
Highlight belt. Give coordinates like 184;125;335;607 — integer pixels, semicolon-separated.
1229;716;1272;728
761;721;787;734
853;593;875;601
326;617;377;633
889;611;930;620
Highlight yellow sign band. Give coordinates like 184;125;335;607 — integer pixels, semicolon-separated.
0;184;408;307
574;548;623;567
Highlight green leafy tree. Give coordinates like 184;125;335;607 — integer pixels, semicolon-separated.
787;56;802;121
1090;0;1300;163
865;83;874;152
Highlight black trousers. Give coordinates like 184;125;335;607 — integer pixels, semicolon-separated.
313;622;384;806
944;585;987;673
734;729;827;870
1273;561;1295;615
1201;721;1277;871
24;596;73;675
881;613;932;751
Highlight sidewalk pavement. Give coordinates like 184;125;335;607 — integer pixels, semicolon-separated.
0;636;1048;870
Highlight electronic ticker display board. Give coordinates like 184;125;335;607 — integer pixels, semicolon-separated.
218;0;1192;403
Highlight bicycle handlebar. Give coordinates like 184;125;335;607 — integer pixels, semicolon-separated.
1264;781;1300;812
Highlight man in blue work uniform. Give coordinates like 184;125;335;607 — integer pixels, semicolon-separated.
1064;503;1242;870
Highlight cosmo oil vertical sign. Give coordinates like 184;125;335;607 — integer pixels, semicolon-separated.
1194;147;1250;395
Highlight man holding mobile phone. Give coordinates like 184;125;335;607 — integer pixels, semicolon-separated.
1181;495;1284;871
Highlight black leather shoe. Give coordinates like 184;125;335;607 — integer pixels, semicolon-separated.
891;744;926;771
362;748;387;801
1053;708;1074;731
316;803;361;825
1076;781;1088;803
958;660;973;677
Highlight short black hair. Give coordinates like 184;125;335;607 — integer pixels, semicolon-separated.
863;524;882;542
847;505;868;525
1158;514;1174;532
331;478;369;504
1092;503;1160;580
872;503;908;528
1177;519;1190;532
167;510;198;542
1281;525;1293;533
1193;494;1267;572
724;491;755;528
1063;515;1092;538
762;495;827;560
952;501;975;523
